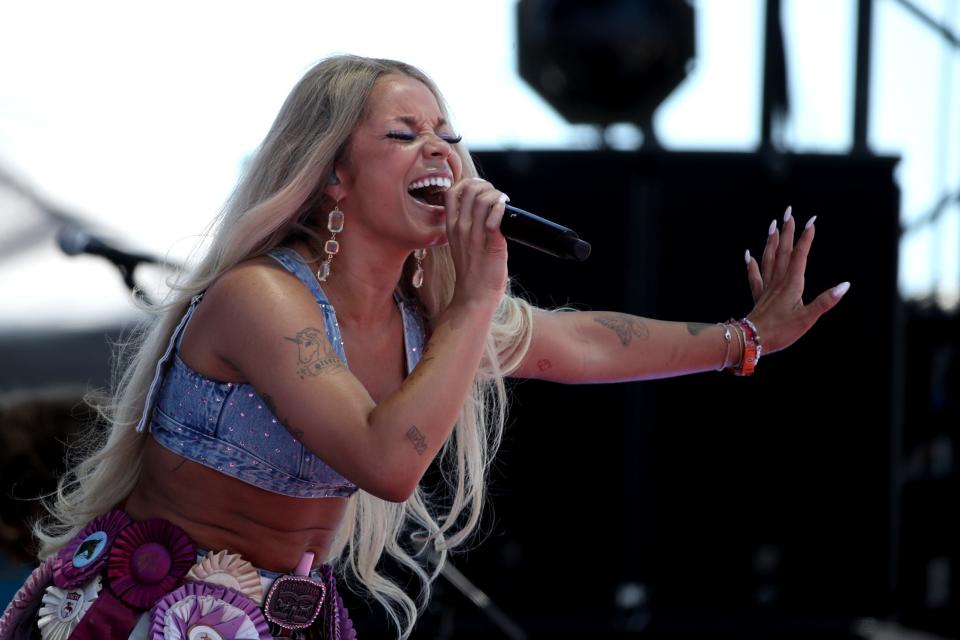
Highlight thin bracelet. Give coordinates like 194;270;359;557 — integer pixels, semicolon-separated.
730;322;744;368
716;323;732;371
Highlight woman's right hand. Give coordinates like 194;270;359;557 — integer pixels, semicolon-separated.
443;177;510;306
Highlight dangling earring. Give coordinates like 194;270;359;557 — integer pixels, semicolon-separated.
317;202;344;282
412;248;426;289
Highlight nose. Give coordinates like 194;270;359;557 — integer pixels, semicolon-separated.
421;132;452;158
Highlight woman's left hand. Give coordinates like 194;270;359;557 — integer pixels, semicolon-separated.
744;206;850;355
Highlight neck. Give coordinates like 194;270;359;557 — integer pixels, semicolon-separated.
293;233;414;328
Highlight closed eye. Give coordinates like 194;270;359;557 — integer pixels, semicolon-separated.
386;131;462;144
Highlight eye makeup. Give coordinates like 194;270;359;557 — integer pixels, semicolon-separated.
386;131;462;144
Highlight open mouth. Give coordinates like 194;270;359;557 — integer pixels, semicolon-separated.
408;176;452;207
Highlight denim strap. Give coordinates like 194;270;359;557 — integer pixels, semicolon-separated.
135;293;204;433
266;247;332;306
267;247;348;366
394;292;427;374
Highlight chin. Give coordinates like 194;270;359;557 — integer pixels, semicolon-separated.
423;231;448;248
414;216;448;246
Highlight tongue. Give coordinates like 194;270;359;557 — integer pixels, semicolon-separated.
409;186;446;207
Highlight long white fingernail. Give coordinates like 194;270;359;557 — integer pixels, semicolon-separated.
498;193;510;203
744;249;751;265
783;206;793;223
805;215;817;230
831;281;850;299
768;219;777;235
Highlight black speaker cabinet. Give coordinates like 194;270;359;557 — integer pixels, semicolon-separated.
437;150;902;637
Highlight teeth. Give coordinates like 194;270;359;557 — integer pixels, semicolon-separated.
408;176;452;191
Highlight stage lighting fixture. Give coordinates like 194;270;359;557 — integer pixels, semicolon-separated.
517;0;695;145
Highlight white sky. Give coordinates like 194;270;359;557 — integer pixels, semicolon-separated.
0;0;957;331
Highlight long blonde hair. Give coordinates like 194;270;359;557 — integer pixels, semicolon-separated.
35;55;533;638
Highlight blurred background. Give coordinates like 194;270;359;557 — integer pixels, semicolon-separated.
1;0;957;637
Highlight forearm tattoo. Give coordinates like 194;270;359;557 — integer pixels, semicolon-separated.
261;393;304;442
285;327;346;378
686;322;712;336
592;313;650;346
397;354;436;395
410;355;435;379
406;425;427;455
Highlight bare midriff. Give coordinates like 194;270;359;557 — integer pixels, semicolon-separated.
122;248;410;573
125;437;348;573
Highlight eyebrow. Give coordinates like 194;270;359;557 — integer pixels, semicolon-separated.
392;115;448;129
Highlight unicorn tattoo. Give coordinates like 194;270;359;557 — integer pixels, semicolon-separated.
285;327;345;378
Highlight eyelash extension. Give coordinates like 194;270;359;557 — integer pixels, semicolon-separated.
386;131;462;144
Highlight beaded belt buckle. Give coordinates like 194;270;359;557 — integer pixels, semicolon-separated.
263;575;326;631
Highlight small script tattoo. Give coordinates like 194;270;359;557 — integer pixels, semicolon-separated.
406;425;427;455
261;393;304;441
686;322;712;336
536;358;553;371
284;328;345;379
593;313;650;347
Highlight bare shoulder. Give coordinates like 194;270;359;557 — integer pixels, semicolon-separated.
204;255;305;309
179;254;321;380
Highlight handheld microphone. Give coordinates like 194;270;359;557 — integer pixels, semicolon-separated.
500;204;591;261
57;224;159;269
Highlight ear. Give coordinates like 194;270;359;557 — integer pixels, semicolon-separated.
323;169;348;203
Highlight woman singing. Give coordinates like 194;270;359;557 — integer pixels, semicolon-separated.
0;55;848;639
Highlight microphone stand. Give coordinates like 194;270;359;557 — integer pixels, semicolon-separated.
416;538;527;640
56;224;184;307
113;256;143;301
84;250;159;306
435;558;527;640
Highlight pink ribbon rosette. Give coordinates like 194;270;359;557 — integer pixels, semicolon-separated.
149;582;270;640
54;510;132;589
107;518;195;610
185;550;263;605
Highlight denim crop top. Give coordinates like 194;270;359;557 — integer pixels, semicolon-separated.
136;247;428;498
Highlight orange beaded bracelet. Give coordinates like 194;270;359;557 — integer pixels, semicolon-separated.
728;318;762;376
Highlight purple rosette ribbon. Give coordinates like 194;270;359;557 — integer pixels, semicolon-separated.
149;582;270;640
0;554;55;639
107;518;195;609
54;510;132;589
66;589;142;640
320;565;355;640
